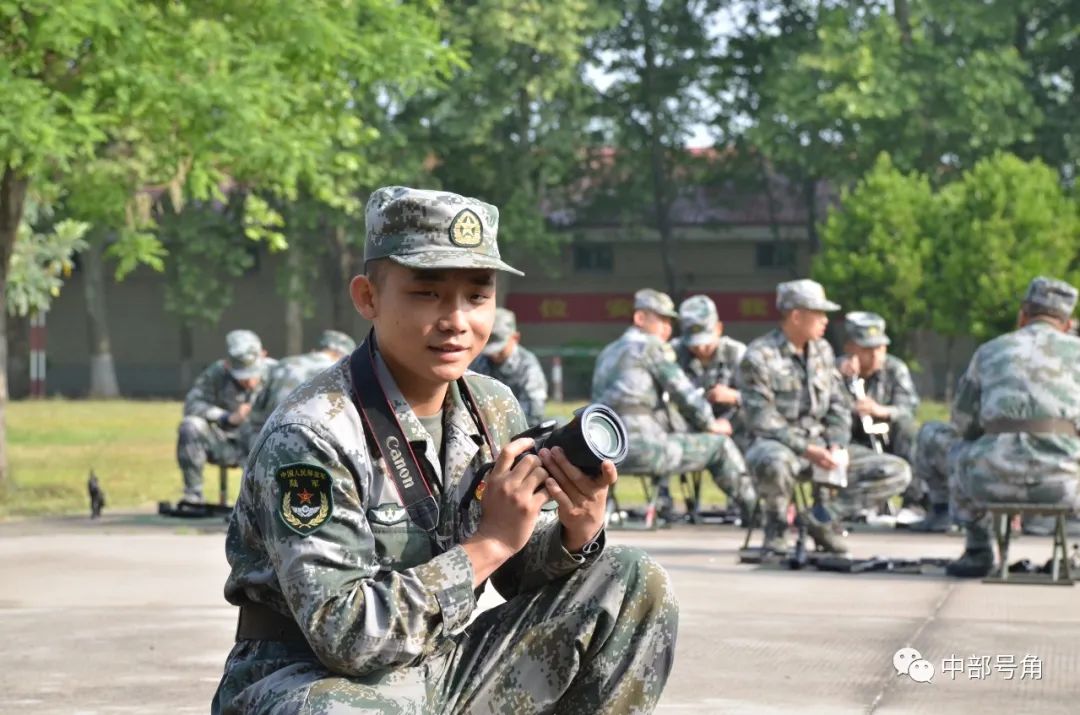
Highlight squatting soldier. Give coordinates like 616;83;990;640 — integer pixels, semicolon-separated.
177;330;276;504
672;295;747;426
920;277;1080;577
212;187;677;713
592;288;756;521
837;312;922;518
738;280;911;555
469;307;548;426
249;329;357;433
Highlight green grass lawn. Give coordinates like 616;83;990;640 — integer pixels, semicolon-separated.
0;398;950;518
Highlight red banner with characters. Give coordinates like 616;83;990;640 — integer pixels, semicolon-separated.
506;292;779;323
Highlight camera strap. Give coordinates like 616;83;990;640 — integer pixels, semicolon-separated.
349;331;496;535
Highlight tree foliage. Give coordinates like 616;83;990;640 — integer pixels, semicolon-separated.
813;153;936;359
8;201;88;317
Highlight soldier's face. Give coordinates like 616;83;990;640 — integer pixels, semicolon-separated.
351;263;496;387
636;310;673;341
688;339;718;362
793;309;829;341
851;344;887;376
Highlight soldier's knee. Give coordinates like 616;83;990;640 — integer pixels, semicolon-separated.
178;416;208;440
599;546;678;619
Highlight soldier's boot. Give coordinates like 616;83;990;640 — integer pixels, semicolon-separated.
946;517;995;578
909;503;951;533
655;485;675;524
804;512;850;555
762;512;791;554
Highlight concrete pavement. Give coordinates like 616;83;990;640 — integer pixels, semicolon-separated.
0;514;1076;713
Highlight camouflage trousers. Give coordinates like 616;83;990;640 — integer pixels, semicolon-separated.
621;415;756;506
911;421;960;507
745;439;912;517
854;414;919;502
212;546;678;714
952;434;1080;523
177;416;250;501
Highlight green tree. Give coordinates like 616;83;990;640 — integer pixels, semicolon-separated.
933;153;1080;343
8;200;88;318
586;0;725;295
812;153;937;360
0;0;453;484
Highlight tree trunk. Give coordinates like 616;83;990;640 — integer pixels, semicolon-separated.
0;167;29;489
82;239;121;397
326;224;355;333
641;3;679;297
284;246;304;356
178;322;194;394
803;177;820;253
894;0;912;45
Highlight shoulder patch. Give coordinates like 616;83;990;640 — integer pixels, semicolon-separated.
661;343;677;363
276;463;334;536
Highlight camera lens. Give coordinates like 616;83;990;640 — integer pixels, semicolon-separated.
584;412;621;457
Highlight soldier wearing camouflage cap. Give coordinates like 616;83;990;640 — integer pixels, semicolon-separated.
836;312;921;522
470;308;548;427
248;330;359;434
673;295;748;421
913;276;1080;577
176;330;276;503
213;187;677;714
592;288;755;523
737;280;911;555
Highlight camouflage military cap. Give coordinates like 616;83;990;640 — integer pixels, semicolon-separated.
316;330;356;356
634;288;678;319
364;186;524;276
482;307;518;357
844;311;890;348
776;279;840;312
678;295;719;347
1023;276;1078;317
225;329;265;380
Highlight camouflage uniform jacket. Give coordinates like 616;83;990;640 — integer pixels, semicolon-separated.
592;327;713;431
249;351;338;433
184;358;278;424
839;354;919;422
951;320;1080;481
469;345;548;427
737;328;852;454
222;347;597;677
671;335;747;393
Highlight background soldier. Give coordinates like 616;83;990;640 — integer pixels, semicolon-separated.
592;288;755;522
738;280;911;555
470;307;548;426
672;295;747;426
938;277;1080;577
837;312;921;520
249;329;357;434
176;330;275;504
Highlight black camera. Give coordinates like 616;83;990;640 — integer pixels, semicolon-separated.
509;404;628;476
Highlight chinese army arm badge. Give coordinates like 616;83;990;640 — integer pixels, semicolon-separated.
276;463;334;536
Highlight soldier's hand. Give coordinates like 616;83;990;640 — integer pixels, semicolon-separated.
838;355;859;378
470;437;550;560
855;397;889;420
804;444;838;470
227;403;253;426
707;384;741;405
539;446;616;553
708;418;733;436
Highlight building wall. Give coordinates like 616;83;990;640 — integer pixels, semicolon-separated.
13;225;973;401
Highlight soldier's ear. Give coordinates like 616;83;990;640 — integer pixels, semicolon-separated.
351;275;378;320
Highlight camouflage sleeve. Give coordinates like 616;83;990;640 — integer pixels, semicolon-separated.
251;423;478;676
884;359;919;421
647;340;713;430
519;351;548;427
736;349;809;454
725;340;748;387
951;350;983;440
822;366;853;447
183;363;227;422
